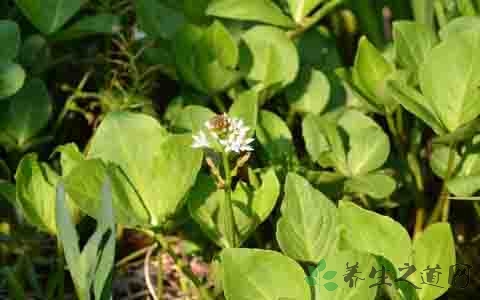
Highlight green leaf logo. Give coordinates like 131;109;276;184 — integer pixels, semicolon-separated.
305;259;338;291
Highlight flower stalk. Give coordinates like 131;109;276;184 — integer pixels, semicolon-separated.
192;113;254;247
222;153;238;247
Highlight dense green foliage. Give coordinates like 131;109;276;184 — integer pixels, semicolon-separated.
1;0;480;299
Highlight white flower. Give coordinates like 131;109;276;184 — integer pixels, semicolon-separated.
192;131;210;148
133;26;147;41
191;114;254;153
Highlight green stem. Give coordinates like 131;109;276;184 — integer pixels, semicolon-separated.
212;94;227;113
428;144;456;224
222;153;238;247
386;112;406;156
407;152;426;236
115;246;151;268
434;0;448;27
287;0;345;39
396;108;407;144
411;0;435;31
56;240;65;300
5;268;26;300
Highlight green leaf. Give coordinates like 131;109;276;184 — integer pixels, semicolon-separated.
431;137;480;196
229;89;259;136
412;223;455;300
18;35;51;74
222;248;310;300
0;79;51;146
393;21;437;72
204;20;239;69
240;26;299;93
135;0;185;39
14;0;84;34
57;177;116;300
419;30;480;132
429;146;461;179
287;0;326;23
352;36;396;113
286;67;330;115
189;169;280;247
256;110;297;167
338;201;412;270
65;159;150;226
447;176;480;197
0;20;20;62
388;80;446;135
439;16;480;40
432;119;480;145
312;249;378;300
195;21;241;93
276;173;337;262
172;105;215;133
51;14;121;41
344;173;396;199
297;27;342;72
55;183;85;298
0;62;26;100
206;0;295;28
339;110;390;176
15;154;60;234
54;143;85;176
173;22;241;94
302;114;331;165
173;25;205;92
322;119;349;175
87;112;202;226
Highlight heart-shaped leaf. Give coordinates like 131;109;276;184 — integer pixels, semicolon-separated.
83;112;202;227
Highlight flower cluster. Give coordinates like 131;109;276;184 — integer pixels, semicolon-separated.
192;113;254;154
